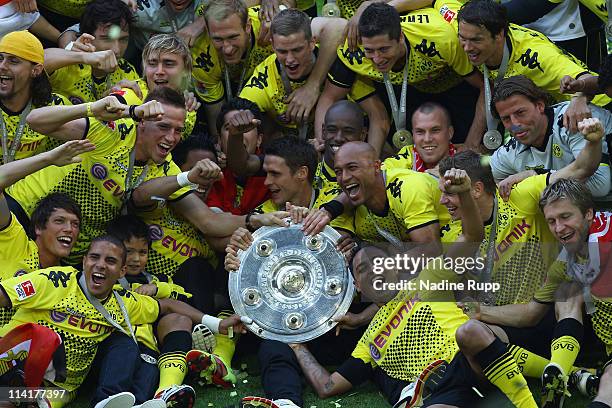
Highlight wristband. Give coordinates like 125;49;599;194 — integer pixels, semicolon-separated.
128;105;139;121
86;103;93;117
533;168;550;175
177;171;197;188
201;314;221;334
245;212;256;232
320;200;344;220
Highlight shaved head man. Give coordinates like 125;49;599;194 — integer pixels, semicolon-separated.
334;141;444;248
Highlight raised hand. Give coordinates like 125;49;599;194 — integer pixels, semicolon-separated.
48;139;96;166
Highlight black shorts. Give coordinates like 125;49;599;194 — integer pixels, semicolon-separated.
421;352;486;407
498;306;556;358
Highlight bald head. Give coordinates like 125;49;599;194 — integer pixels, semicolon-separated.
324;100;365;129
336;141;377;163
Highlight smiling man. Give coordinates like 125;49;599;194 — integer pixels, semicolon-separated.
44;0;139;104
317;2;485;152
489;75;612;197
383;102;456;173
0;30;71;165
457;0;611;134
5;87;280;267
333;141;445;248
0;235;248;407
192;0;274;141
239;8;347;139
0;140;92;326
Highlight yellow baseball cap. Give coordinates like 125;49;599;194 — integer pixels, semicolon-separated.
0;31;44;65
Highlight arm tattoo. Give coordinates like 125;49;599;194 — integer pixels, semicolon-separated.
293;345;334;394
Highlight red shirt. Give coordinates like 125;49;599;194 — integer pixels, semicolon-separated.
206;169;269;215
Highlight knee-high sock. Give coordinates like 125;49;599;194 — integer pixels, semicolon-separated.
476;338;538;408
549;318;582;376
156;330;191;393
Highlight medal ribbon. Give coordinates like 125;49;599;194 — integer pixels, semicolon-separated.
279;60;311;141
78;273;139;344
1;101;32;163
121;149;149;214
382;56;408;132
482;43;509;133
224;46;251;102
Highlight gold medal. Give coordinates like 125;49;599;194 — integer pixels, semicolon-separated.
392;129;413;149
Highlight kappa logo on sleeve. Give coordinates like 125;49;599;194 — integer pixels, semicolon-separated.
15;280;36;300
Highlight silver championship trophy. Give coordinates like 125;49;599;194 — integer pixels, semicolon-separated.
229;222;355;343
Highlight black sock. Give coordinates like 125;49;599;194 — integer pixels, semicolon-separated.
475;337;507;369
160;330;191;354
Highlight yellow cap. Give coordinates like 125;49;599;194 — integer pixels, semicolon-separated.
0;31;44;65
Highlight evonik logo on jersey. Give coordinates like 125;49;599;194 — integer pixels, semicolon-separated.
90;163;126;198
49;310;113;334
370;298;418;360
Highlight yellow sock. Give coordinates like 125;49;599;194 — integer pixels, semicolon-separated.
550;335;581;375
156;351;187;393
508;344;549;378
213;333;236;364
213;310;237;364
483;352;538;408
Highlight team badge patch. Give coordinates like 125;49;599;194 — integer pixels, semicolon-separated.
15;280;35;300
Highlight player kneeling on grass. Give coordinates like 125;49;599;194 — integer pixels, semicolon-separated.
0;236;248;408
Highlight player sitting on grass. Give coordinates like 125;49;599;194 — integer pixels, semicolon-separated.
0;236;249;408
89;215;239;408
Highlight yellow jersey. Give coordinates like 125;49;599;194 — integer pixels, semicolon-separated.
352;298;466;381
0;267;160;391
137;202;217;278
354;169;448;243
192;7;274;104
50;59;139;105
481;24;611;106
329;8;475;95
7;117;191;265
439;174;558;305
1;93;71;164
239;50;318;133
0;213;40;326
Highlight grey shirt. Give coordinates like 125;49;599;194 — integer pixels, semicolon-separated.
491;102;612;197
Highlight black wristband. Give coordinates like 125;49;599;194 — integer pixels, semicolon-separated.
321;200;344;220
245;212;256;232
534;168;550;175
129;105;139;121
